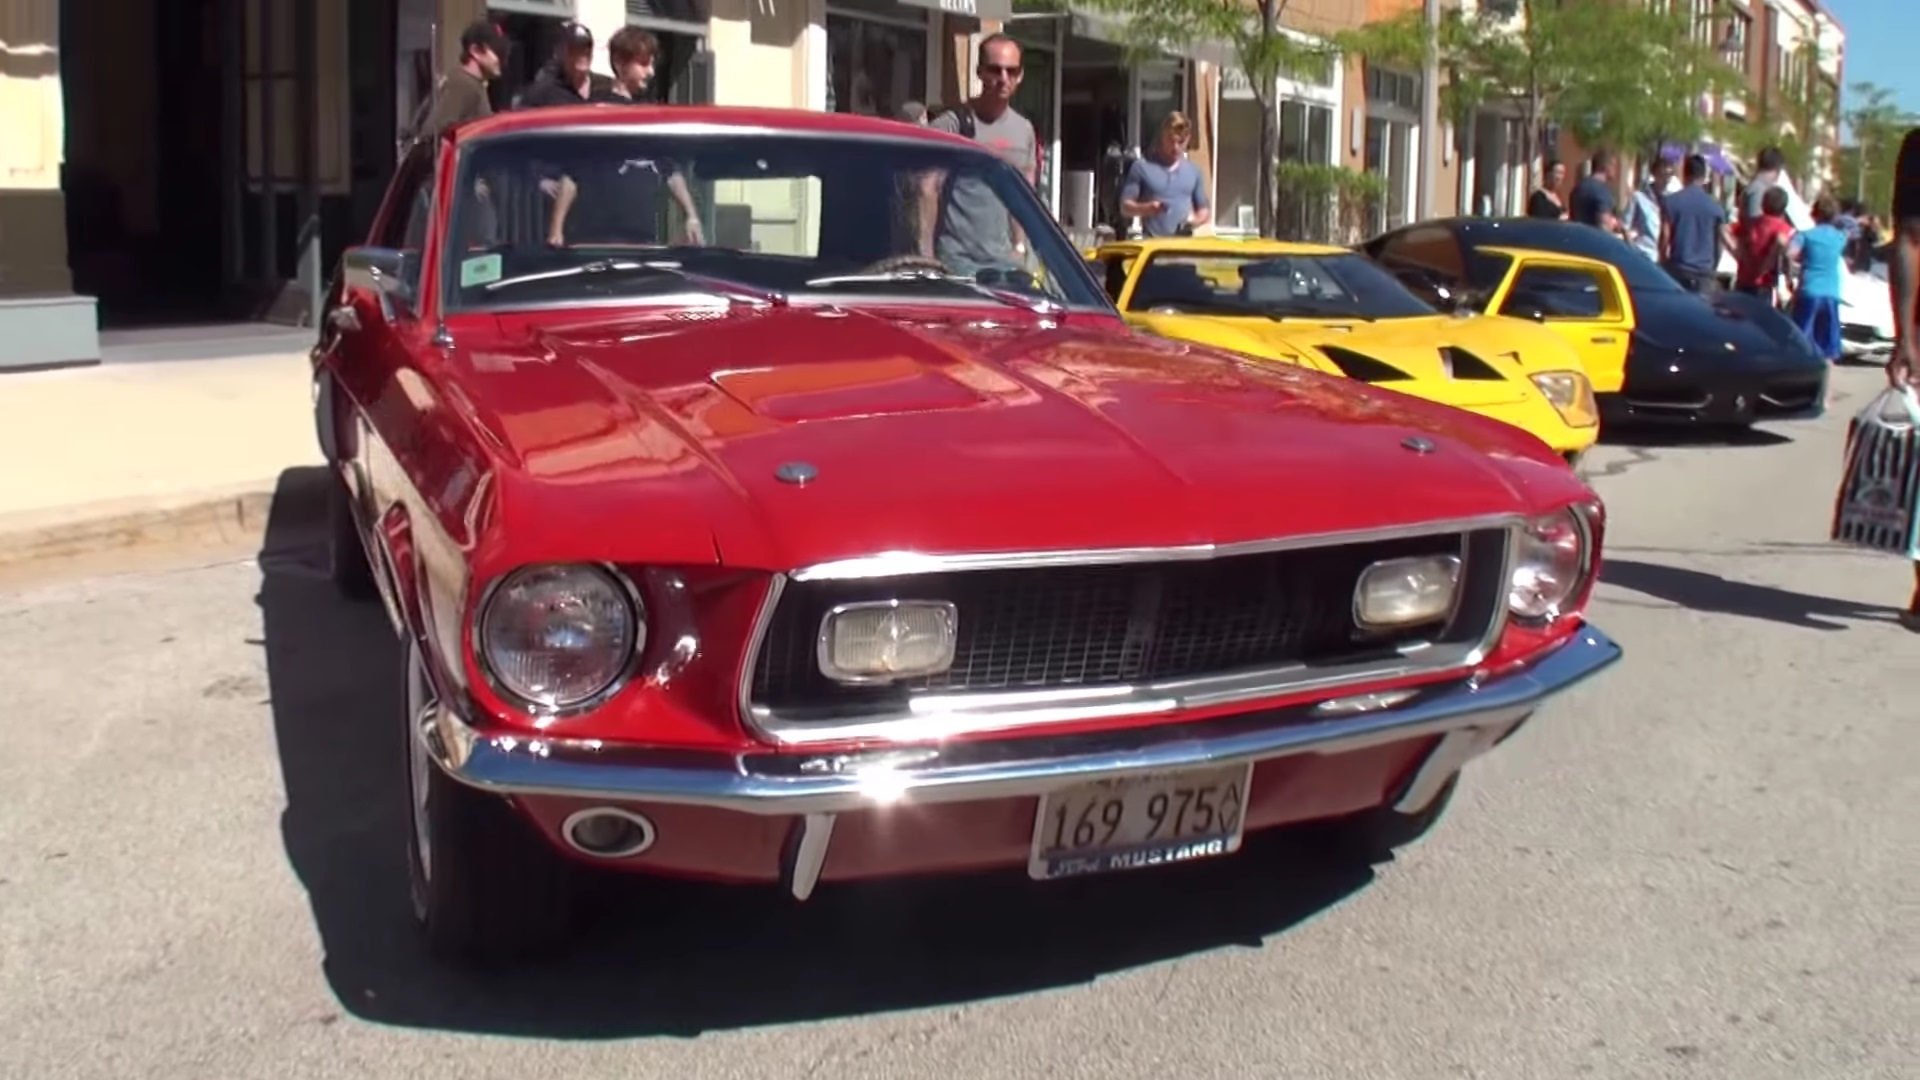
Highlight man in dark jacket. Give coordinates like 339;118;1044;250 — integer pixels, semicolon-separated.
517;21;614;108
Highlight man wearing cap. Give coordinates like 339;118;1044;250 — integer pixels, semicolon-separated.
409;19;506;145
518;21;615;107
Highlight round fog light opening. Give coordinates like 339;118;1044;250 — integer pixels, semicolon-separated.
562;808;657;858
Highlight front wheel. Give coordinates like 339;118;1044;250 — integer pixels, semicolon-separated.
403;640;578;966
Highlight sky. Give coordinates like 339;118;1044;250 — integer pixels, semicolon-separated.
1825;0;1915;117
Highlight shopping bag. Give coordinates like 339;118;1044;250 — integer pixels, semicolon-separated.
1830;385;1920;558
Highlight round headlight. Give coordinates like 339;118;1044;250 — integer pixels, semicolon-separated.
1509;509;1590;621
477;564;643;711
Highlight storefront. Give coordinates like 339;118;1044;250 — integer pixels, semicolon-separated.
825;0;937;120
1;0;394;369
1213;34;1343;238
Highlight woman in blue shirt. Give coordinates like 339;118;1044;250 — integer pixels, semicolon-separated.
1789;196;1850;361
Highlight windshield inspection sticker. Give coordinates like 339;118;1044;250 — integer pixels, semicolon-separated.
460;253;503;287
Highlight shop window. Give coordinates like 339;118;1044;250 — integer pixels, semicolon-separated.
1364;116;1412;233
1279;100;1332;165
827;6;929;120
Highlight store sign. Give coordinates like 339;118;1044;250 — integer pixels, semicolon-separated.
897;0;1012;20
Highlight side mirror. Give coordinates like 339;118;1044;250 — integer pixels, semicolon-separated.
342;246;418;322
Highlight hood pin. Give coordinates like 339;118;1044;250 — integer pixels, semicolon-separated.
775;461;819;486
1401;436;1436;454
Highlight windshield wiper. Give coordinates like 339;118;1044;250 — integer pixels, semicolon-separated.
802;268;1064;315
484;259;786;307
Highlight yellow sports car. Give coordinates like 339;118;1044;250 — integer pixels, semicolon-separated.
1085;237;1603;463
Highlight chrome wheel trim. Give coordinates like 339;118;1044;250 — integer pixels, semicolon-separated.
405;642;433;893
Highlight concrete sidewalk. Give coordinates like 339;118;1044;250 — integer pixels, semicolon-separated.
0;351;323;568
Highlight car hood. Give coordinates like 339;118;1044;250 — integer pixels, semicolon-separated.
1629;289;1824;368
1841;269;1895;335
449;305;1582;571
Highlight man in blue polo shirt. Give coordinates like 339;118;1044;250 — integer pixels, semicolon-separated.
1119;112;1211;238
1659;153;1728;294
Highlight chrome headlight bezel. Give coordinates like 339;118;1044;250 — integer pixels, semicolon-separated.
1507;506;1597;624
473;562;647;716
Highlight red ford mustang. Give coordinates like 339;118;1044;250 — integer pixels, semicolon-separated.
312;103;1622;966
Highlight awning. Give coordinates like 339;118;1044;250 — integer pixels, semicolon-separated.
897;0;1013;22
1064;5;1235;66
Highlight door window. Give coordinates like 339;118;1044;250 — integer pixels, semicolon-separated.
1499;265;1608;320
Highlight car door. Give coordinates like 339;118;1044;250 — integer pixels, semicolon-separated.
1477;249;1636;394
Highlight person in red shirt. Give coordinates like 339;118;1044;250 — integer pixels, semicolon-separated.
1732;185;1794;303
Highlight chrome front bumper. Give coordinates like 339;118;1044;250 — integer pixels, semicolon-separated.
421;625;1621;816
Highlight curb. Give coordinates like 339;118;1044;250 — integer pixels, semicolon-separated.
0;482;284;570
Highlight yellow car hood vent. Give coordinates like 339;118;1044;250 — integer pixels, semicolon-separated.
1316;344;1508;383
1314;343;1529;408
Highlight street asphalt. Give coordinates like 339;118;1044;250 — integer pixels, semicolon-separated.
1;363;1914;1080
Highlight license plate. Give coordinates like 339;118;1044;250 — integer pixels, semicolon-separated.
1027;763;1253;881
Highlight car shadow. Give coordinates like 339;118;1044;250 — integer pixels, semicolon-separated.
257;467;1382;1040
1600;557;1905;632
1597;425;1794;450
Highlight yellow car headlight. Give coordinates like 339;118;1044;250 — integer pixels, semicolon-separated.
1530;370;1599;428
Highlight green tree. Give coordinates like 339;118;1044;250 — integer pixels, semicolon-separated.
1338;2;1742;179
1727;39;1840;192
1837;81;1916;211
1069;0;1336;237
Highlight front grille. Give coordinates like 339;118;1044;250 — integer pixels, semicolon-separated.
748;528;1511;720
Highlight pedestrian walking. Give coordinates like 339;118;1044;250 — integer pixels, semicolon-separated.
1731;185;1795;303
407;19;507;146
544;27;704;247
1118;112;1211;238
1740;146;1788;226
919;33;1040;275
1625;158;1672;262
517;21;614;107
1787;196;1848;363
1569;151;1623;235
1527;160;1567;220
1659;154;1727;294
1885;126;1920;627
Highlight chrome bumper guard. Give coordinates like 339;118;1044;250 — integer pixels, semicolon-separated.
422;625;1620;817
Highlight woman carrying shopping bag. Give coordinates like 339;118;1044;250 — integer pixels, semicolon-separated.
1881;128;1920;626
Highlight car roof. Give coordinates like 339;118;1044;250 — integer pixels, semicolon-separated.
1098;237;1352;258
449;103;981;151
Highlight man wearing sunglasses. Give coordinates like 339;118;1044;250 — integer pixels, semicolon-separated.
920;34;1039;276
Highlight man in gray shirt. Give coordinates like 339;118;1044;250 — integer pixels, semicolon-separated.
1741;146;1786;223
919;34;1039;277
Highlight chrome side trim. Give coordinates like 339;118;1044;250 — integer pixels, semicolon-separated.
737;516;1518;746
425;625;1622;817
783;813;837;900
787;512;1524;581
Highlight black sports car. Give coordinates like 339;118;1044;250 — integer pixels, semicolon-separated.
1360;218;1828;428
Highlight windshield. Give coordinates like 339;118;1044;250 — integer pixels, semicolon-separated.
439;128;1108;313
1125;251;1438;320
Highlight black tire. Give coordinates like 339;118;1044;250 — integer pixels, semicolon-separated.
404;643;578;967
327;471;378;600
1310;774;1459;859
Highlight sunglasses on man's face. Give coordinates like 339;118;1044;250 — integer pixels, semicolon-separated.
980;63;1022;78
